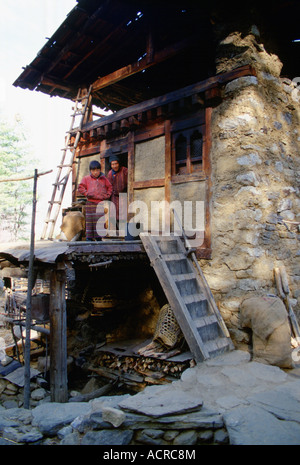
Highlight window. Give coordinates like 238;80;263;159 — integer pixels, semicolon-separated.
172;127;203;175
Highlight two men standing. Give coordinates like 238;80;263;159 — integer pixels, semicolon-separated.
78;155;128;240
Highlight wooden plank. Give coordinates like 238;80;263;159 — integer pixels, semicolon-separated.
127;131;135;207
133;179;165;189
92;36;197;92
164;119;171;206
172;273;196;282
205;338;230;356
164;119;172;233
140;233;209;361
163;253;186;261
88;366;146;391
134;123;164;142
77;143;101;157
49;266;68;403
196;318;220;343
175;280;200;298
171;173;207;184
69;382;114;402
183;294;207;305
195;314;218;328
201;106;212;259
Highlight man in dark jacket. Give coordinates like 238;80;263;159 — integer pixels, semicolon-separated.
107;155;128;231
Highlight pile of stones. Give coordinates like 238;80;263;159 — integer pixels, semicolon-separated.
1;350;300;445
0;388;228;446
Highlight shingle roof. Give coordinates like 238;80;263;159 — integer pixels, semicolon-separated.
13;0;300;112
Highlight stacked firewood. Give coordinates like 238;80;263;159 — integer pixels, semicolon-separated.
88;351;191;392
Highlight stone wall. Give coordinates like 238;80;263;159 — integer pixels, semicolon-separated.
201;28;300;347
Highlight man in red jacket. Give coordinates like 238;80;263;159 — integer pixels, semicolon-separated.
78;160;112;240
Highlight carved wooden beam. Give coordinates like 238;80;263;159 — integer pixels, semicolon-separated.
83;65;256;134
92;36;197;92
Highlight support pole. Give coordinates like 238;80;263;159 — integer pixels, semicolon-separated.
49;264;68;402
24;169;38;409
0;168;52;410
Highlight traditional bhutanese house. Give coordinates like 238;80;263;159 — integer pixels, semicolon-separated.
2;0;299;401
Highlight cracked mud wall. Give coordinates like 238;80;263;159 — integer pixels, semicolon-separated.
201;28;300;347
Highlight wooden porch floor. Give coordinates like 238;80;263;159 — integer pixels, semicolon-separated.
0;239;146;267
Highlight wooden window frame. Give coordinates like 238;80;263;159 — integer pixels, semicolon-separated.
168;109;212;259
172;126;204;176
170;110;207;184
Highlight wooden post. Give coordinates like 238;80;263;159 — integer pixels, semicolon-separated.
49;263;68;402
164;120;171;233
0;168;52;408
24;169;38;409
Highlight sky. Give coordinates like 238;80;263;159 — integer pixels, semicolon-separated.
0;0;77;239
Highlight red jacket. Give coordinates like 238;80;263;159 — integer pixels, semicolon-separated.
78;173;112;204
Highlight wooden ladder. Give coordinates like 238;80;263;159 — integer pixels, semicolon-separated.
140;233;234;362
40;86;93;240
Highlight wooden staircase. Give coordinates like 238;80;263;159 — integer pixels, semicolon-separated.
140;233;234;362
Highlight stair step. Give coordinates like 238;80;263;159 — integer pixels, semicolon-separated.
172;273;195;282
163;253;186;261
66;128;81;134
186;300;208;318
52;181;67;186
73;95;90;102
183;294;206;305
71;111;84;116
194;314;218;328
156;239;180;254
204;337;231;356
175;274;199;296
195;314;221;342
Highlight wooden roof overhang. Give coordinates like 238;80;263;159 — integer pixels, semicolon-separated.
13;0;215;112
13;0;300;113
74;64;256;151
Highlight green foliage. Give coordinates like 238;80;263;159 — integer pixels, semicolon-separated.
0;118;37;241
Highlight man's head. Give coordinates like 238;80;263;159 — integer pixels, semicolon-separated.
109;155;120;172
111;160;120;172
89;160;101;178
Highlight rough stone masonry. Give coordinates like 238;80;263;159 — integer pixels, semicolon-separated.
201;27;300;348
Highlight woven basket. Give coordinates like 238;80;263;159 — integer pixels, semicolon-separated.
92;296;116;309
153;303;183;349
